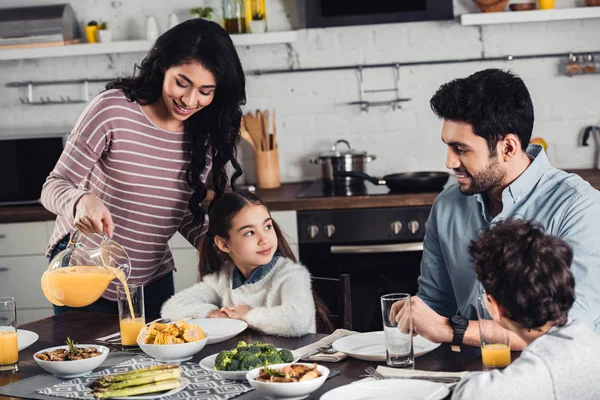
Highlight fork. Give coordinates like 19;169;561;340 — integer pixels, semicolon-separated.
299;344;337;359
365;366;461;384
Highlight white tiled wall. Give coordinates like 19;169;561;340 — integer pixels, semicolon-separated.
1;0;599;183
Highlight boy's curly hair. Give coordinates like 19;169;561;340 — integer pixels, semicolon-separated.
468;219;575;329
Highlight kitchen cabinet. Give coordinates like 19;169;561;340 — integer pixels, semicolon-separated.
169;210;299;293
460;7;600;25
0;221;55;324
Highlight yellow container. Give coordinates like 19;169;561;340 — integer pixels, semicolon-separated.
538;0;555;9
85;25;99;43
246;0;266;30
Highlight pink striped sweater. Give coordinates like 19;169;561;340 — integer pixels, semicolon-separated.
41;89;211;301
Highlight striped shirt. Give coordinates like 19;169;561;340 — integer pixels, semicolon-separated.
41;89;211;301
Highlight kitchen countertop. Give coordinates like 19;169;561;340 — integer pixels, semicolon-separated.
2;169;599;224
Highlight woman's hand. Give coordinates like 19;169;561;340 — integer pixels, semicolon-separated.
221;304;251;321
208;309;230;319
74;194;115;237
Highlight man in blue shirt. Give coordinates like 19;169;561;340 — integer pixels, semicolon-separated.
391;69;600;350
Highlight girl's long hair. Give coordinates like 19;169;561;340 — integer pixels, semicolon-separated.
106;18;246;223
198;192;334;333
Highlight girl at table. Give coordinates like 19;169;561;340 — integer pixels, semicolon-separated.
161;191;332;336
41;18;246;319
452;219;600;400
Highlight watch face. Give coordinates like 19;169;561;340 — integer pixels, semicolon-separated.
452;315;469;328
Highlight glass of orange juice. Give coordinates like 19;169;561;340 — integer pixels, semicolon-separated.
0;297;18;372
116;283;145;350
477;295;511;369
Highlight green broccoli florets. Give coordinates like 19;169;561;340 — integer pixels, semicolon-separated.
278;349;294;363
214;350;234;371
240;355;263;371
233;350;252;360
235;340;248;350
247;345;262;355
260;343;277;353
263;353;283;366
228;359;241;371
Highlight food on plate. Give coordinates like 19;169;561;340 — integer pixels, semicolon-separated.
215;341;294;371
137;319;205;345
256;363;322;383
35;337;102;361
88;363;182;398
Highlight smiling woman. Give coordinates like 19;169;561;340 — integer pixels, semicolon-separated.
41;18;247;320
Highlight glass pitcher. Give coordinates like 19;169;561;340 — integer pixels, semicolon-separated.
41;232;131;307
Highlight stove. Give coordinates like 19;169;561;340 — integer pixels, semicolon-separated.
297;179;391;198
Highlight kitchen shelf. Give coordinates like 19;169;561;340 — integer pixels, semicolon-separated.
460;7;600;26
0;31;298;61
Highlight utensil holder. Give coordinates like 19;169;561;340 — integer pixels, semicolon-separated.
255;149;280;189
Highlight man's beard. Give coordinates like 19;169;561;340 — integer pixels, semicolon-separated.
457;156;505;196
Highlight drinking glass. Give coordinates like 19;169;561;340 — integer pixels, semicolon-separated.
477;295;511;369
381;293;414;368
117;283;145;349
0;298;18;372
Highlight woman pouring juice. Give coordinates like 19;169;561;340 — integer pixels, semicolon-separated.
40;18;247;320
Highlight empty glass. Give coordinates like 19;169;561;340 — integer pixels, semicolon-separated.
381;293;414;368
477;295;511;369
0;297;18;372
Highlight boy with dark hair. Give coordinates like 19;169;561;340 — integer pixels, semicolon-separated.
452;219;600;399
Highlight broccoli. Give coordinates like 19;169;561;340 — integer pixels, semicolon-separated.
261;344;277;354
214;350;234;371
228;359;241;371
278;349;294;363
263;353;283;366
234;350;253;360
240;354;263;371
246;345;262;355
235;340;248;350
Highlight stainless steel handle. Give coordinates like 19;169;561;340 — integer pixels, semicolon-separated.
308;157;325;165
330;242;424;254
0;267;8;273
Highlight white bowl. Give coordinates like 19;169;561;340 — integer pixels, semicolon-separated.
33;345;109;378
137;335;208;363
246;363;329;400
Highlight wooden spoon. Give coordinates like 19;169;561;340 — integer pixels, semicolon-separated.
239;119;256;151
244;112;264;152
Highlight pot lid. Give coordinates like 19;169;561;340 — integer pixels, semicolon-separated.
318;139;367;158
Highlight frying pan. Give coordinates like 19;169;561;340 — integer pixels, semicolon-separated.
334;171;450;193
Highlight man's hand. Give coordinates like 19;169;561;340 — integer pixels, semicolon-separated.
74;193;115;237
208;309;230;319
221;304;252;321
392;296;453;344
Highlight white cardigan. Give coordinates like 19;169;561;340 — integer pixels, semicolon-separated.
161;257;317;337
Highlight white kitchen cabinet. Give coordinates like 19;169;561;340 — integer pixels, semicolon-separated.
0;221;55;324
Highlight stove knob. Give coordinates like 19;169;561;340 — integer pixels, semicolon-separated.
308;225;319;238
324;224;336;238
408;220;420;234
391;221;403;235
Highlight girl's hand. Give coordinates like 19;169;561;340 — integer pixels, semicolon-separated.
221;305;251;321
74;194;115;237
208;309;230;319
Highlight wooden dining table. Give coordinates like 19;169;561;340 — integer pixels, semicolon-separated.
0;311;518;400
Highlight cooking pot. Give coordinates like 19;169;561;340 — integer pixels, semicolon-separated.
309;139;376;182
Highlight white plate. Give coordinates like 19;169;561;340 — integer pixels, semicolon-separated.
320;379;449;400
111;378;189;399
18;329;39;351
332;331;440;362
199;348;299;381
185;318;248;345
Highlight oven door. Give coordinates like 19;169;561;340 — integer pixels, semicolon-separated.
300;241;423;332
304;0;454;28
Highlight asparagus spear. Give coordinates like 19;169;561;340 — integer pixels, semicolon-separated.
92;369;181;392
88;364;179;388
89;369;182;389
92;379;182;399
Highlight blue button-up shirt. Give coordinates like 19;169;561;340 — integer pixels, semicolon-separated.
417;145;600;332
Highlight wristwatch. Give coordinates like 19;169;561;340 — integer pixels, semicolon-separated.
449;315;469;352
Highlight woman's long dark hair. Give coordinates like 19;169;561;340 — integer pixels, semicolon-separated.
107;18;246;223
198;191;334;333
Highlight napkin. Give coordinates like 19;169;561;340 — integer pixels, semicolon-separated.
294;329;358;362
376;365;468;380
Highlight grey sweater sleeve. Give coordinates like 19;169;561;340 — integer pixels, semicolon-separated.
452;350;555;400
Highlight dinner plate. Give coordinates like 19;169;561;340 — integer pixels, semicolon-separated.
111;378;189;399
320;379;449;400
18;329;39;351
332;331;440;362
185;318;248;344
200;349;300;381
